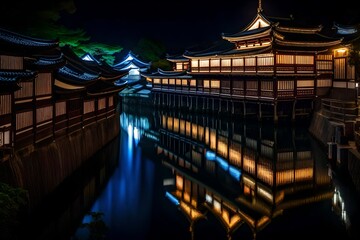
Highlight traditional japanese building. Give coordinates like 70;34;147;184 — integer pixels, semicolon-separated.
0;27;127;198
113;51;151;83
144;1;360;122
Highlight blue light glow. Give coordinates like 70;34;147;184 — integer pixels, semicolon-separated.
165;192;180;206
133;127;140;145
229;166;241;181
205;149;241;182
205;150;216;161
216;156;229;170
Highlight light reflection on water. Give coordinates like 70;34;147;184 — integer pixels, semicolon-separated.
72;105;359;240
73;111;155;240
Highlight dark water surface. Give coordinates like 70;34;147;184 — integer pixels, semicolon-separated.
67;102;359;240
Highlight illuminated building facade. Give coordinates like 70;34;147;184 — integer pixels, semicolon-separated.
0;28;127;161
144;2;359;122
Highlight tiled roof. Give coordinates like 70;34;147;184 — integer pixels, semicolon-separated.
0;28;58;48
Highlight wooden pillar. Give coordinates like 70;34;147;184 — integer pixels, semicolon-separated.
258;102;262;120
243;101;247;117
292;100;297;122
273;102;278;123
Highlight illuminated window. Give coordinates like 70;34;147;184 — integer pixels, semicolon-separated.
245;58;256;66
176;63;183;70
204;80;210;88
169;78;175;85
191;60;199;67
182;79;188;86
190;79;196;86
297;80;314;88
200;60;209;67
162;78;168;84
257;57;274;66
276;55;294;64
221;59;231;67
317;61;332;70
211;80;220;88
210;59;220;67
176;79;182;85
334;59;346;79
278;81;294;90
153;78;161;84
295;55;314;65
233;58;244;66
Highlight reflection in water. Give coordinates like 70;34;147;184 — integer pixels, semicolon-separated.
74;111;155;240
155;110;354;239
72;105;358;240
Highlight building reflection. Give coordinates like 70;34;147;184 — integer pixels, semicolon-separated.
156;111;333;239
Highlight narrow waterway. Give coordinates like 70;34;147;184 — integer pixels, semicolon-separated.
70;102;359;240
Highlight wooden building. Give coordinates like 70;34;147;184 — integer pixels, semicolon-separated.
0;28;127;161
144;2;360;122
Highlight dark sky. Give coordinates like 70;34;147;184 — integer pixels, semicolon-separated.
2;0;360;53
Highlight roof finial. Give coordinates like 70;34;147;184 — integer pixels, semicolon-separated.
258;0;263;13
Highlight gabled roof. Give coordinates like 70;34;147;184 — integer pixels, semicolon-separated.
222;11;272;41
329;22;360;43
61;46;127;81
81;53;101;64
113;51;151;71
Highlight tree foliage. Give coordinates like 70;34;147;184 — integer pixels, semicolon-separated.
0;182;28;240
133;38;172;71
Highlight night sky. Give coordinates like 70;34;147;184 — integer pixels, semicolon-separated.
2;0;360;54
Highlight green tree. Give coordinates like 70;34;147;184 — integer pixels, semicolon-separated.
1;0;122;65
0;182;28;240
133;38;172;71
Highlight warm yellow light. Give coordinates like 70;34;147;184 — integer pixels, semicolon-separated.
336;48;347;53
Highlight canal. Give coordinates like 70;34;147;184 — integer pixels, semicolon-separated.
19;101;360;240
70;101;359;240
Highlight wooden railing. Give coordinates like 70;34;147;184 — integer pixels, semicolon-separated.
321;98;358;122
